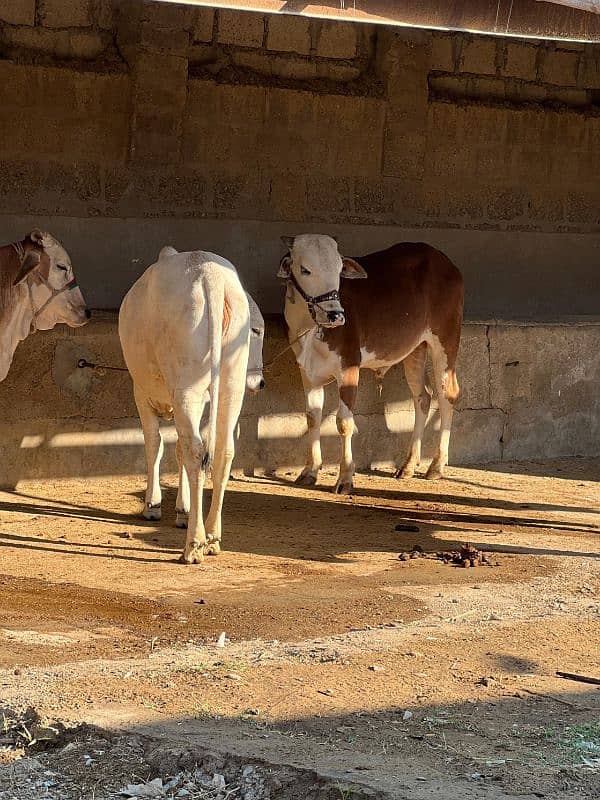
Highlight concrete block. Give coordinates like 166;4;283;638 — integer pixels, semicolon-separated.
383;128;426;180
40;0;92;28
139;22;190;57
68;31;108;60
0;0;35;25
316;20;357;59
542;48;580;87
218;9;264;48
504;42;537;80
461;35;498;75
488;189;527;221
95;0;113;30
566;192;600;224
141;1;194;30
315;62;361;83
430;34;454;71
353;178;394;217
306;176;352;215
267;14;311;55
193;8;214;43
233;50;318;81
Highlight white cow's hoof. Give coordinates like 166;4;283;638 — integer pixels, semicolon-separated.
143;503;162;521
295;470;318;487
175;510;189;529
204;537;221;556
395;464;416;480
180;543;205;564
334;479;353;495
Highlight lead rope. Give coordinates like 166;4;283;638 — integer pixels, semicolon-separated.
77;328;316;377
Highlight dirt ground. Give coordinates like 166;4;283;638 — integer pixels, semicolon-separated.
0;459;599;798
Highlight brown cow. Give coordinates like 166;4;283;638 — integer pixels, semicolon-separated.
0;230;90;381
278;234;464;493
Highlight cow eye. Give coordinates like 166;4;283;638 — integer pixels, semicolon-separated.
57;264;68;272
251;327;261;336
300;266;311;276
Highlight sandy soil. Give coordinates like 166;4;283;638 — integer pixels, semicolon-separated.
0;459;599;798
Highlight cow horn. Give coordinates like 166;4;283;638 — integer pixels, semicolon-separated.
13;250;42;285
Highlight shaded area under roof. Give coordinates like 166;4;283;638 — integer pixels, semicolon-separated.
161;0;600;41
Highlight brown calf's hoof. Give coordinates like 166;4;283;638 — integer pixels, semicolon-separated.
295;470;318;487
180;544;205;564
425;465;445;481
394;465;416;480
143;503;162;521
334;480;353;495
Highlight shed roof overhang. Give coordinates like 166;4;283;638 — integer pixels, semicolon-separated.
160;0;600;42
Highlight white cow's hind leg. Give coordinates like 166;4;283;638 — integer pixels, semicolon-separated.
175;438;190;528
296;372;324;486
204;388;244;555
427;338;455;480
174;394;208;564
396;343;431;479
134;388;163;520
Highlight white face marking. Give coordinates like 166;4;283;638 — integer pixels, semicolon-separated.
286;234;345;328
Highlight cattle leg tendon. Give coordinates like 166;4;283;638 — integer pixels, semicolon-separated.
335;369;359;494
296;373;324;486
427;335;458;480
175;438;190;529
134;386;163;520
175;394;208;564
396;343;431;479
204;384;245;555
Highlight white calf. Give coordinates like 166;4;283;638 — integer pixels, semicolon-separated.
118;246;264;564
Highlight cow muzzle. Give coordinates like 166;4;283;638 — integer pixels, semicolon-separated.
246;371;265;393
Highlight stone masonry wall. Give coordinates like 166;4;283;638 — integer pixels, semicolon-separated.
0;1;599;319
1;315;599;486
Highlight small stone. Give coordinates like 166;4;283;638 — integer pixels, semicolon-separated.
369;665;385;672
216;632;227;647
402;710;413;721
399;553;410;561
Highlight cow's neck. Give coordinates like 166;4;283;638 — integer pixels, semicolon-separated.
283;284;314;338
0;287;35;382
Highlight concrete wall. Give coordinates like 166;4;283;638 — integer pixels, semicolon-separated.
0;1;599;319
1;316;598;487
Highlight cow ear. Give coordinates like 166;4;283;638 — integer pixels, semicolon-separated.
13;250;41;285
280;235;295;249
278;253;292;278
30;229;45;246
341;257;367;279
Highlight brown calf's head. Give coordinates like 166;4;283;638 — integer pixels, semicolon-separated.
278;234;366;328
13;229;90;330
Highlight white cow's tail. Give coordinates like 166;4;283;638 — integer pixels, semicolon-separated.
202;267;224;471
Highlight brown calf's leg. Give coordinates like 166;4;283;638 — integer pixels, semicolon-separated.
427;338;459;480
395;343;431;479
296;371;325;486
335;367;359;495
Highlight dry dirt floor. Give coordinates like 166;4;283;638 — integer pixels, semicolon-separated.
0;459;599;799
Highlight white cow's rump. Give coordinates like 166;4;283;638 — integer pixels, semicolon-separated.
0;229;89;382
118;247;265;564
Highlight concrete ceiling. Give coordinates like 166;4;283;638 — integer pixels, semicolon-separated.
160;0;600;41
